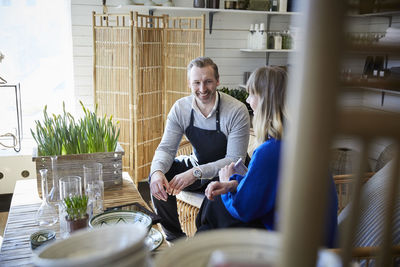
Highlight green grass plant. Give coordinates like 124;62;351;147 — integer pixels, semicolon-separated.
31;101;120;156
63;195;89;220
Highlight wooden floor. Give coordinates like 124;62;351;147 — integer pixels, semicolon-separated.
0;212;8;247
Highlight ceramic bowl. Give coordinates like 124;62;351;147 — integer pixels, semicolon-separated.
30;230;56;250
89;210;152;233
33;224;148;267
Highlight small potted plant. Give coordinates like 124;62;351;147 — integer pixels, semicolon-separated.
63;195;89;233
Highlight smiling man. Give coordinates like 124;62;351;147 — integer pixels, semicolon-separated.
149;57;250;241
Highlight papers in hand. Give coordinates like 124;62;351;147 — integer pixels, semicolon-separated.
233;158;248;176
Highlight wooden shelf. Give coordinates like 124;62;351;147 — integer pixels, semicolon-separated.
348;11;400;18
128;5;301;16
345;43;400;55
341;79;400;93
240;48;296;52
125;5;300;33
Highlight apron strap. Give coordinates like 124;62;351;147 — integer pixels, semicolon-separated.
189;109;195;127
189;92;222;132
216;92;221;133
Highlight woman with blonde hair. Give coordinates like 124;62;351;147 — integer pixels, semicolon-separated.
196;66;338;248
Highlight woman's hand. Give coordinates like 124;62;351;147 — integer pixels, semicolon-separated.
205;180;238;201
218;162;235;182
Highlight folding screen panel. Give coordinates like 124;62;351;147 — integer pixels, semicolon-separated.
163;15;205;119
93;12;133;178
93;11;204;184
133;13;166;185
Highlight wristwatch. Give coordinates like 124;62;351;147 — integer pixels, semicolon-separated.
193;167;202;179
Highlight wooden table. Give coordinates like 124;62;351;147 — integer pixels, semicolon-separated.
0;173;167;266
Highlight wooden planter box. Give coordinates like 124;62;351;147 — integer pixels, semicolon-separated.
32;143;124;198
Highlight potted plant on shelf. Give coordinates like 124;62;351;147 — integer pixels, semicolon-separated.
63;194;89;232
218;87;253;116
31;102;124;198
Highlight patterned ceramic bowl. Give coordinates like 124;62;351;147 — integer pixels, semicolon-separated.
30;230;56;250
89;210;152;233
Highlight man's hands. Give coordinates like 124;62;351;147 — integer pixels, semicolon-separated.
205;180;238;201
152;162;239;202
150;171;170;201
168;168;197;196
150;169;197;201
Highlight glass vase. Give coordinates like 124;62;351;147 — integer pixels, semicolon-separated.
48;156;60;204
36;169;58;226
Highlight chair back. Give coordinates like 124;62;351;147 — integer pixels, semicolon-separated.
276;1;400;266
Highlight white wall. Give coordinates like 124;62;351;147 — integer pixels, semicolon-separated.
70;1;399;171
70;1;399;117
70;0;292;114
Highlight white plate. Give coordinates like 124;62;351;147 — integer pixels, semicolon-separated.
33;224;148;267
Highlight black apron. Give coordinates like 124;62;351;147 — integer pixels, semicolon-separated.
151;92;229;241
185;92;227;166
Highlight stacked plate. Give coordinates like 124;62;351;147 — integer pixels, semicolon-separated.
153;228;280;267
153;229;341;267
33;224;149;267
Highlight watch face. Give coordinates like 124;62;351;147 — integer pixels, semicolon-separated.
193;168;202;178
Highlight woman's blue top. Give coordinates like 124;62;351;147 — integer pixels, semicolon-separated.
221;138;338;248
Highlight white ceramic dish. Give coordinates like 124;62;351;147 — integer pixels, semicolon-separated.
145;228;164;251
153;229;281;267
89;210;152;233
33;224;148;267
89;210;162;251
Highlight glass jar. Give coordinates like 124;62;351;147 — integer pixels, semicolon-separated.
274;32;282;50
267;32;275;49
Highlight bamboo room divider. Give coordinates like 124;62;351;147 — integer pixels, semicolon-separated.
92;12;132;178
163;16;205;120
93;11;204;184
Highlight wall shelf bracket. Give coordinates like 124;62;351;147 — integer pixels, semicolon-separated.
209;11;218;34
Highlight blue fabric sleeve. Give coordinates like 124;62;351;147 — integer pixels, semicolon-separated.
229;174;243;182
221;139;281;225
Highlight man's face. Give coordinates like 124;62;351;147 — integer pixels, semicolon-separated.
189;65;220;106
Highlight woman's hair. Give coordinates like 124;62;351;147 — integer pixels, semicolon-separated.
187;57;219;81
246;66;287;146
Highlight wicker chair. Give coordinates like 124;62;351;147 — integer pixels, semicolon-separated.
334;172;374;214
175;139;202;237
176;191;203;237
329;161;400;266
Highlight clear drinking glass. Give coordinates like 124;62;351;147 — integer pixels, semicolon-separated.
59;176;82;200
59;176;82;239
83;163;103;192
86;180;104;217
36;169;58;226
83;163;104;218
